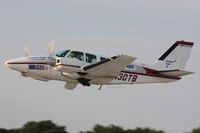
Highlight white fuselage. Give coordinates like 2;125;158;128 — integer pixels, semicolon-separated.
5;40;194;89
5;56;179;86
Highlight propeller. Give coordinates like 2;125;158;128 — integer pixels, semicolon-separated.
47;40;56;66
48;40;55;57
20;41;57;79
23;41;57;66
24;46;31;57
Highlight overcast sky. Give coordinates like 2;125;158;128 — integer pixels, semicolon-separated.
0;0;200;133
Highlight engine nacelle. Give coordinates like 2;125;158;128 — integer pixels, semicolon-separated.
61;72;80;79
64;82;78;90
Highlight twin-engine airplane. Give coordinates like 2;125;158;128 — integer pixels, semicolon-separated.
5;40;194;90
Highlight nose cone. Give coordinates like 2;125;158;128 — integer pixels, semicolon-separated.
5;59;14;68
5;57;28;72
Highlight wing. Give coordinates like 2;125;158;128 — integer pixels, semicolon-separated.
83;55;137;78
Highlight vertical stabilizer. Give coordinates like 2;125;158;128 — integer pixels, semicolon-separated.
153;40;194;70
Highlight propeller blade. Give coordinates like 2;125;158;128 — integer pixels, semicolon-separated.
47;40;56;66
24;46;30;57
48;40;55;57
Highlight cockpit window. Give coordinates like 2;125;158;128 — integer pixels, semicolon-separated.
67;51;84;61
86;53;97;63
56;50;70;57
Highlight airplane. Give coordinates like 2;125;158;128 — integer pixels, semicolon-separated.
5;40;194;90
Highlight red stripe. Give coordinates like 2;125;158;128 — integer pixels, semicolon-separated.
7;62;180;80
121;71;181;80
143;67;158;74
7;62;81;68
176;40;194;46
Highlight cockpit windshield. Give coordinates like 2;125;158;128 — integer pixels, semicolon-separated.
56;50;70;57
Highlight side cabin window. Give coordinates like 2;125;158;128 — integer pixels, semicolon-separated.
68;51;84;61
100;57;107;61
86;53;97;64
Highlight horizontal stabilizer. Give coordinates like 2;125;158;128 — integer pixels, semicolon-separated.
158;70;194;77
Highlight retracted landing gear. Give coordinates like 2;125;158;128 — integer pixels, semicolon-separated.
77;78;90;86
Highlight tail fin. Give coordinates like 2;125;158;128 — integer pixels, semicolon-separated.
153;40;194;71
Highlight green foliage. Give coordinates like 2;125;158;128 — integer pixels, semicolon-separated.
125;127;165;133
42;130;67;133
4;121;200;133
80;125;165;133
93;124;124;133
18;120;67;133
0;128;10;133
0;120;68;133
192;127;200;133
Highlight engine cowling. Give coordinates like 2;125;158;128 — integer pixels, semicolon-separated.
64;82;78;90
